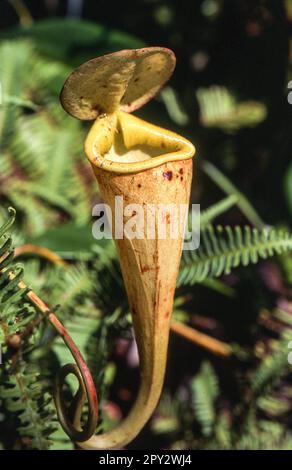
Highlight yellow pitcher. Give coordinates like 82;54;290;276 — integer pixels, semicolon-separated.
60;47;195;449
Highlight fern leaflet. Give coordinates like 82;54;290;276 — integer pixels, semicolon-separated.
179;225;292;286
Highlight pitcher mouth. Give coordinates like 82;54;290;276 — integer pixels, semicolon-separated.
85;111;195;174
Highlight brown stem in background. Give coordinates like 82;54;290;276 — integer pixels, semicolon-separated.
8;0;33;27
171;319;232;358
14;244;66;266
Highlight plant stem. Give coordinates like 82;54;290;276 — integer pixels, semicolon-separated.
14;244;66;265
171;319;232;358
8;0;33;27
201;160;266;229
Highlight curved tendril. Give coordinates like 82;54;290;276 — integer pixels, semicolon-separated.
53;363;96;442
48;312;99;442
5;268;99;442
7;264;99;443
8;238;99;443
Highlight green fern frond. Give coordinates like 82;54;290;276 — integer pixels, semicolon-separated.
0;41;32;142
10;114;53;178
58;263;93;309
272;308;292;327
0;213;44;346
179;225;292;286
0;207;16;237
91;242;127;316
0;363;56;449
252;333;292;396
235;421;292;450
7;189;58;236
257;394;290;417
151;393;180;435
0;40;94;236
191;362;219;437
196;86;267;132
0;210;57;449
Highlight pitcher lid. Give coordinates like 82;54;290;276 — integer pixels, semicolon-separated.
60;47;176;120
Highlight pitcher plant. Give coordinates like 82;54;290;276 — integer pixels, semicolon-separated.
59;47;195;449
